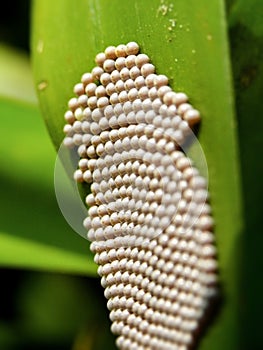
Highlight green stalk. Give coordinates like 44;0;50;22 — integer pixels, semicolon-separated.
31;1;243;348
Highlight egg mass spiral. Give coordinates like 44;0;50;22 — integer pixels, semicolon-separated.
63;42;218;350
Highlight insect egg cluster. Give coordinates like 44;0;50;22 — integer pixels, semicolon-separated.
63;42;218;350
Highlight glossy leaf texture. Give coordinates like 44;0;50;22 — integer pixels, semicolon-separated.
31;1;243;349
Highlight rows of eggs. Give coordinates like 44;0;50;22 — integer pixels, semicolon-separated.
63;42;217;350
63;41;213;247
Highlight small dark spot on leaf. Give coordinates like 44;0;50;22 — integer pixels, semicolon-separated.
240;65;258;89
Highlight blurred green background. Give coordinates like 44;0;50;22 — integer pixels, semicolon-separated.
0;1;262;349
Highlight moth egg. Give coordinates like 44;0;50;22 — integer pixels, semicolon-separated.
141;63;155;77
115;44;127;57
163;91;177;105
119;91;129;103
95;85;106;98
74;169;84;182
82;108;91;122
85;83;97;96
145;73;157;88
120;67;130;81
88;96;97;109
63;124;72;135
157;86;172;99
198;215;214;231
130;66;141;80
79;158;88;170
189;176;207;190
115;56;126;71
184;109;201;126
72;120;82;133
91;108;102;122
100;72;111;86
68;97;78;111
159;104;168;116
201;245;216;257
106;82;116;96
64;110;75;123
81;72;93;85
105;45;117;59
115;80;125;93
95;52;106;67
135;53;150;68
63;137;74;148
73;82;84;96
78;94;88;107
73;134;82;146
141;98;152;112
151;98;162;112
97;97;109;109
177;103;193;116
134;76;145;89
74;107;83;121
111;69;121;83
174;92;188;105
103;59;116;73
110;92;119;105
125;54;136;68
124;79;135;91
125;41;140;55
154;74;169;88
92;66;104;80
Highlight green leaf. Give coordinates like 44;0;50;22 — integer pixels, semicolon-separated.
228;0;263;36
0;232;94;275
31;1;243;349
228;0;263;348
0;97;96;275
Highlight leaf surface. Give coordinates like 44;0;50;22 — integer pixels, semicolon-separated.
31;1;243;348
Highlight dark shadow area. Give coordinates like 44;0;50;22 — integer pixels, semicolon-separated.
229;22;263;350
191;288;223;350
0;268;116;350
0;0;30;52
